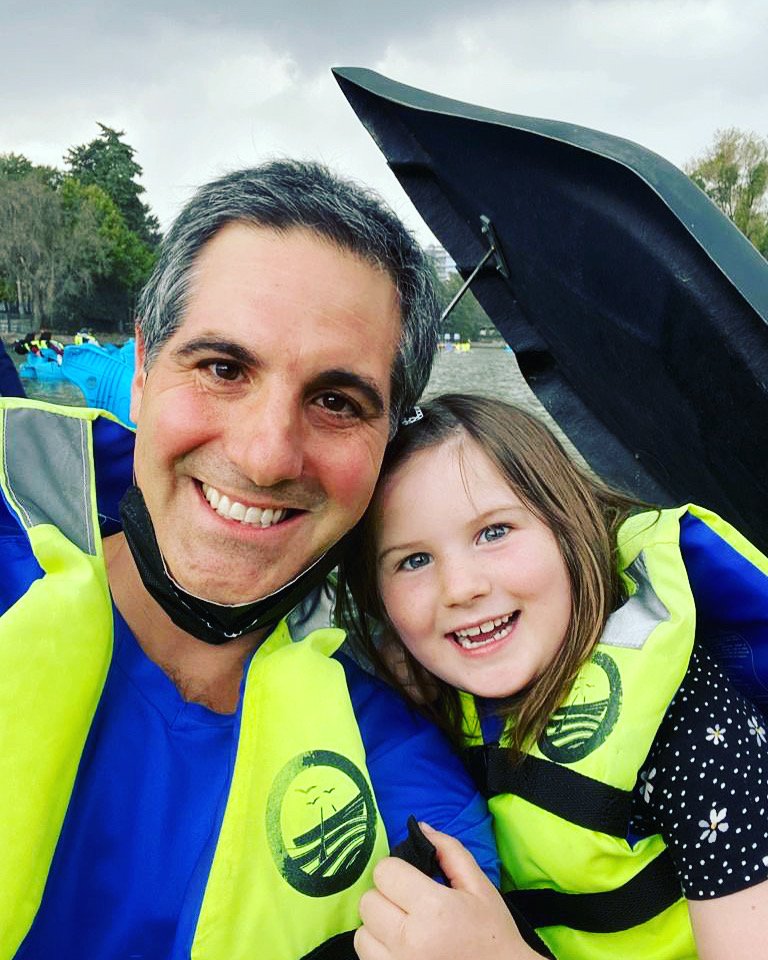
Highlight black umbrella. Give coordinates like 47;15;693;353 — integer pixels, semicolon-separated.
334;66;768;554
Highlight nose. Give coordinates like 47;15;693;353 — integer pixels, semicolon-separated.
440;555;491;608
225;384;305;488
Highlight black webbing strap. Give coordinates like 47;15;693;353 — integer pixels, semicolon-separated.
389;814;448;881
300;817;438;960
300;930;358;960
505;848;683;934
300;816;556;959
464;745;634;838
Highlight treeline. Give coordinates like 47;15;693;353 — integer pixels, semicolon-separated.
0;125;159;332
2;125;766;337
433;127;768;342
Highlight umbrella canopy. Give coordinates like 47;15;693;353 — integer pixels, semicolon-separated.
334;67;768;554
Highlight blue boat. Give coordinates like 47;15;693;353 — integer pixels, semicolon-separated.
19;341;136;427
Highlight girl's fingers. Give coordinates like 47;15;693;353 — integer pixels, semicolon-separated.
371;855;447;912
359;886;407;942
354;923;391;960
419;823;494;898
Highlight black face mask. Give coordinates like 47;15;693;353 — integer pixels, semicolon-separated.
118;485;348;645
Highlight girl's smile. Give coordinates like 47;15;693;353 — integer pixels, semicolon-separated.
374;433;573;699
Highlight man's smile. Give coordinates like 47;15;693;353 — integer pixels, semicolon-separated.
201;482;296;527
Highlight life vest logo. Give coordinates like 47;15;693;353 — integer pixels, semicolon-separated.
538;651;622;763
266;749;378;897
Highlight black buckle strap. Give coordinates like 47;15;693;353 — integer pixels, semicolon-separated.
465;745;634;838
300;815;556;959
389;814;448;881
505;849;682;934
300;930;358;960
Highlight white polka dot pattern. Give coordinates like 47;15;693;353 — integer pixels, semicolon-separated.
630;646;768;899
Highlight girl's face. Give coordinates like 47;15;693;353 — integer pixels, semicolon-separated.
374;435;572;699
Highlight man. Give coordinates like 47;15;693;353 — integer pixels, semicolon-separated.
0;161;496;959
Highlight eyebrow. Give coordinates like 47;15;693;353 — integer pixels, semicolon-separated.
171;339;386;416
377;505;530;564
171;337;258;366
377;541;424;564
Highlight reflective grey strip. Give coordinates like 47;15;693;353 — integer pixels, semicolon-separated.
2;406;96;556
601;553;670;650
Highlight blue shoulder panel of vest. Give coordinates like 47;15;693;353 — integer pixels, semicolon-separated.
92;415;135;538
0;484;43;615
680;512;768;714
334;651;500;885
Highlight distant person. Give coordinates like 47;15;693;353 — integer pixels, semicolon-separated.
12;332;39;356
74;329;100;346
341;394;768;960
37;329;64;364
0;338;25;397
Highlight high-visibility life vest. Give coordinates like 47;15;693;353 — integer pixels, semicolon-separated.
0;400;388;959
464;506;768;960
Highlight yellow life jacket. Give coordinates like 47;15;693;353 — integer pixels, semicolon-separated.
462;507;740;960
0;400;388;959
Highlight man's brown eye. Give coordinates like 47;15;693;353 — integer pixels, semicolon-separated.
320;393;351;413
210;361;240;381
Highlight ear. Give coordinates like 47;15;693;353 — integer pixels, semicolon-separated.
130;323;147;425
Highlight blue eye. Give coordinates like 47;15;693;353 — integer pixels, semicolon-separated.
399;552;432;571
479;523;510;544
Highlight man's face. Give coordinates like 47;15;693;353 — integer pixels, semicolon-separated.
130;222;401;605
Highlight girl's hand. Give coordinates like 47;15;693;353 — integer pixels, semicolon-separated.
355;823;541;960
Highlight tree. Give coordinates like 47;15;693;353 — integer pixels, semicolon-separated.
65;124;160;246
438;272;493;342
65;182;157;330
0;139;158;330
686;128;768;256
0;173;111;325
0;153;63;189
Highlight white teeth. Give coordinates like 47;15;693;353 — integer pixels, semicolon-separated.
455;622;514;650
229;501;246;521
455;614;512;640
202;483;287;527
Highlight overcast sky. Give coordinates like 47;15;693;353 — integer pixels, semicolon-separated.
2;0;765;244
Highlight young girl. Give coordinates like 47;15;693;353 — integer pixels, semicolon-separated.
339;394;768;960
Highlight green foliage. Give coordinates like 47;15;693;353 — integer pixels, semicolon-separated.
56;180;157;329
0;153;63;189
686;128;768;256
437;272;494;342
65;123;160;246
0;132;160;330
0;173;111;325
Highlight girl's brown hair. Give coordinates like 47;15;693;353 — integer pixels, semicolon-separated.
336;394;645;757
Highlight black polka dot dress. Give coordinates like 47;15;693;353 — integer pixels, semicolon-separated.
630;645;768;899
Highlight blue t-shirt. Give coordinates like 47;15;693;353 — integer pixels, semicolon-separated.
16;609;497;959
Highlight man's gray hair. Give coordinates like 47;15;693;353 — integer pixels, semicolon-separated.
137;160;440;430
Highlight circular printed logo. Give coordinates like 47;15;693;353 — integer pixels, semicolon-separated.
538;651;623;763
266;749;377;897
